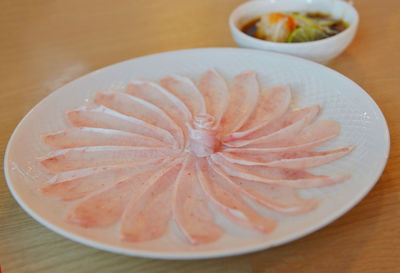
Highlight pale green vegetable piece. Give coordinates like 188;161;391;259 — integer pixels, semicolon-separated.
287;26;328;43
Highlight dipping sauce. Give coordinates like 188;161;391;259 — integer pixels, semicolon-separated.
241;12;349;43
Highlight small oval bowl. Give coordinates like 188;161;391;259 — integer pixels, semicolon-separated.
229;0;359;64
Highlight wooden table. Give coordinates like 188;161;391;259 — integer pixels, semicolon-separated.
1;0;399;272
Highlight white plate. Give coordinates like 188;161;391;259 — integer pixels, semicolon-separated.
4;48;390;259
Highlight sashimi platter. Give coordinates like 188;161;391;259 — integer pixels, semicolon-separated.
5;48;389;259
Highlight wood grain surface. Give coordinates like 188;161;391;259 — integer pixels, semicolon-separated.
1;0;399;272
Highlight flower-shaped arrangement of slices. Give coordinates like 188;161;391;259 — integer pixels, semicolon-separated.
38;70;352;245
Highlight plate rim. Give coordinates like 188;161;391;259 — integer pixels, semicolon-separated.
4;47;391;260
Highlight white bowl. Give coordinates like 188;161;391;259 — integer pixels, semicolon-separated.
229;0;359;64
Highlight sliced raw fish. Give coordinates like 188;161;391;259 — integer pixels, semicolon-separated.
196;158;276;233
126;80;191;133
224;119;340;153
234;86;291;136
219;147;353;169
94;91;184;148
39;146;171;172
224;116;307;148
66;166;160;228
41;127;168;149
188;114;220;157
285;105;321;125
120;158;184;242
223;105;320;145
246;117;307;148
289;119;340;146
36;70;354;246
66;105;175;145
172;155;222;244
160;74;206;117
210;154;349;188
211;164;318;215
41;158;165;201
220;71;259;135
197;69;228;127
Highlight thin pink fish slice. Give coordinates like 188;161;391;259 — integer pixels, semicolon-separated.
291;119;341;146
160;74;206;117
120;158;184;242
41;158;165;201
126;80;191;131
219;147;353;169
41;127;168;149
225;119;340;153
197;69;228;127
66;105;175;146
196;158;276;234
223;105;320;145
245;117;307;148
210;154;349;189
172;155;222;245
224;116;307;148
94;91;184;149
66;166;160;228
233;86;291;136
39;146;171;172
220;71;260;135
211;164;318;215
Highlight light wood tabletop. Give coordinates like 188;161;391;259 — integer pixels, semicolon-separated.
1;0;399;272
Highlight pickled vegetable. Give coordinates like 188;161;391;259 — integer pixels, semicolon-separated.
241;12;349;43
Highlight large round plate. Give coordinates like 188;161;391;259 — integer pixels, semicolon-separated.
4;48;390;259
